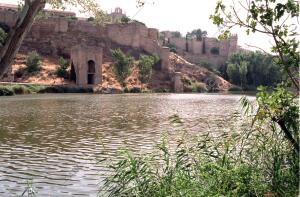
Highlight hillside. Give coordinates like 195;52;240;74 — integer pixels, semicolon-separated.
3;52;232;93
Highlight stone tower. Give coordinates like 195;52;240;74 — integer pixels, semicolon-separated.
109;7;126;23
228;34;238;56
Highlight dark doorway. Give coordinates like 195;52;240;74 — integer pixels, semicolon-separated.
87;60;96;85
70;62;76;83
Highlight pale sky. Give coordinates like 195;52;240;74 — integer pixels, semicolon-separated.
0;0;276;51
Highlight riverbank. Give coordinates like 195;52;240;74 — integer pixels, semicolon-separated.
0;82;254;96
0;83;94;96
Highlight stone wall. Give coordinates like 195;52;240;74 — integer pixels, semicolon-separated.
0;9;172;79
163;33;238;67
0;8;238;81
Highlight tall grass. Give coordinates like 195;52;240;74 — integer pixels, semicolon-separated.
99;114;299;196
0;84;46;96
0;84;93;96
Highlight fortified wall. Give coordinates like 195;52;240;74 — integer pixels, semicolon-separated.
0;6;237;88
161;31;238;67
0;7;171;85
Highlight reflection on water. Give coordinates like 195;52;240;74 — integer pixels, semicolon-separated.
0;93;254;196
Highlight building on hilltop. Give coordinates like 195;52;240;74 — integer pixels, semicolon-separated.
108;7;126;23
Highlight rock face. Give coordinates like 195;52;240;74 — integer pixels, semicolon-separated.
168;53;231;92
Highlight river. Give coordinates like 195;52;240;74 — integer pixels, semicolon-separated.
0;93;254;196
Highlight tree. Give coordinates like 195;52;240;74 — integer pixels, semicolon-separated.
187;29;208;41
0;0;104;79
121;16;131;24
111;48;133;86
225;51;281;88
137;54;159;83
211;0;299;152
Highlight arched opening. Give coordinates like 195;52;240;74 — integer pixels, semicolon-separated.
70;62;76;83
87;60;96;85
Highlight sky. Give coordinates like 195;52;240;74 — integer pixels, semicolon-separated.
0;0;275;51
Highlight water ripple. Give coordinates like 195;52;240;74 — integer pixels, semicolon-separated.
0;93;254;196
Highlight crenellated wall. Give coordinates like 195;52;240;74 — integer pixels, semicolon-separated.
161;31;238;67
0;7;238;79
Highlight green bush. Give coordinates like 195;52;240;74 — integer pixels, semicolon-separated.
191;82;208;92
121;16;131;23
182;75;192;86
0;86;14;96
199;61;220;74
26;51;42;73
137;54;159;83
38;86;93;93
164;42;177;53
11;85;31;94
56;57;69;78
111;48;133;86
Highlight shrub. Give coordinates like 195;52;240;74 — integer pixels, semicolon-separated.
137;54;159;83
182;75;192;86
56;57;69;78
199;61;216;71
210;47;220;55
164;42;177;53
26;51;42;73
111;49;133;86
121;16;131;23
191;82;208;92
43;86;93;93
11;85;31;94
0;86;14;96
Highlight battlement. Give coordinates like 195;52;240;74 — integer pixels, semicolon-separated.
0;5;237;71
160;31;238;66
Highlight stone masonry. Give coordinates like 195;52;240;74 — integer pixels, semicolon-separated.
0;5;238;87
161;31;238;67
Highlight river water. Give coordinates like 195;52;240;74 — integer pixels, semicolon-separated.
0;93;254;196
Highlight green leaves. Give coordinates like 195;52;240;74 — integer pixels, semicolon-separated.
111;48;133;86
26;51;42;73
137;54;159;83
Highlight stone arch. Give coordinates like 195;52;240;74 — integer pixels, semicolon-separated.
87;60;96;85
